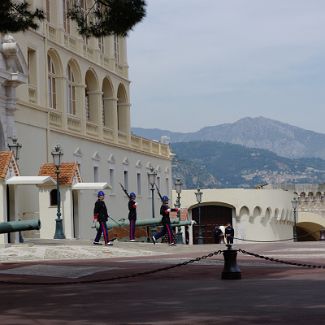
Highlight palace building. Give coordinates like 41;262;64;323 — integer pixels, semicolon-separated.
0;0;172;243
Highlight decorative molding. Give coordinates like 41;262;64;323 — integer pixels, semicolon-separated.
73;147;82;157
92;151;101;161
107;153;115;164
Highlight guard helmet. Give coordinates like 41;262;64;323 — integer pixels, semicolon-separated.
97;191;105;197
162;195;169;203
130;192;136;199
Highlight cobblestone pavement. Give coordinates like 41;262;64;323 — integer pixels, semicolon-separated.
0;240;325;324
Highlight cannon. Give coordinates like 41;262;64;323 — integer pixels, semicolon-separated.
0;219;41;234
104;218;191;229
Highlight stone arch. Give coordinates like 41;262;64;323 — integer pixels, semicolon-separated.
315;191;323;203
191;202;234;244
261;207;272;226
307;192;314;203
102;77;114;128
274;208;279;220
250;206;262;223
117;83;129;133
279;208;286;221
298;192;305;203
265;207;272;218
239;206;249;219
85;69;99;123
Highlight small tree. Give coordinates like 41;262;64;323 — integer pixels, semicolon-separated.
68;0;147;37
0;0;146;37
0;0;45;33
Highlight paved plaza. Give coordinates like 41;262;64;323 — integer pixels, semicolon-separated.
0;239;325;324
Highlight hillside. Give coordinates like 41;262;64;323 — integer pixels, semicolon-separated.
171;141;325;188
132;116;325;159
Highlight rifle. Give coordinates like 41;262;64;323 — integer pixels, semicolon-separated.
119;182;130;198
154;183;163;201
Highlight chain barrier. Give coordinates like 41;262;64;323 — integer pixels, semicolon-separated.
0;250;223;286
234;229;321;243
238;248;325;269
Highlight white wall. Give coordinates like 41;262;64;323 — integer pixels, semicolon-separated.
175;188;295;242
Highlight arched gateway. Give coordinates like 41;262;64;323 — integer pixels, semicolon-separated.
191;203;234;244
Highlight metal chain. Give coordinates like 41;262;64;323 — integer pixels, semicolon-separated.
0;250;223;286
238;248;325;269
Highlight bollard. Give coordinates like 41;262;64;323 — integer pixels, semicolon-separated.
320;229;325;241
221;244;241;280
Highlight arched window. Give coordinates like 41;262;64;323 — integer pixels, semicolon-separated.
67;64;76;115
48;55;56;109
50;189;58;206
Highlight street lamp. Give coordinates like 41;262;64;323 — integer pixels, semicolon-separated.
174;178;182;209
148;167;157;219
174;178;183;244
195;188;204;244
51;144;65;239
8;136;22;161
147;167;157;242
291;197;298;242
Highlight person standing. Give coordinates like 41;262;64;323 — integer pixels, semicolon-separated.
214;224;224;244
152;196;179;246
224;223;234;245
93;191;113;246
128;192;137;242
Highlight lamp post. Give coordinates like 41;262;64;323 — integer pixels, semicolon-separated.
51;144;65;239
8;136;22;161
195;188;204;244
291;197;298;242
147;167;157;242
148;167;157;219
174;178;183;244
8;136;23;243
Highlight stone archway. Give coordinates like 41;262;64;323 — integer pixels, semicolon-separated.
192;204;233;244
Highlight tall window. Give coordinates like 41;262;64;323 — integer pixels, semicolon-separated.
67;65;76;115
98;37;105;54
63;0;71;33
109;168;115;192
46;0;51;22
47;55;56;109
93;166;99;182
165;178;169;196
28;48;37;86
123;170;128;192
137;173;141;196
114;35;120;65
28;48;37;102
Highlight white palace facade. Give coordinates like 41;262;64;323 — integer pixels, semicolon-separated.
0;0;172;243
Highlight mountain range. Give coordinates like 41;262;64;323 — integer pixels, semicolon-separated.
132;116;325;160
132;117;325;188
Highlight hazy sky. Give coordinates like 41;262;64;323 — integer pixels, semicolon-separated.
127;0;325;133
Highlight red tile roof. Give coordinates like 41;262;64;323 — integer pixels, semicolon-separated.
38;162;82;186
0;151;20;180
